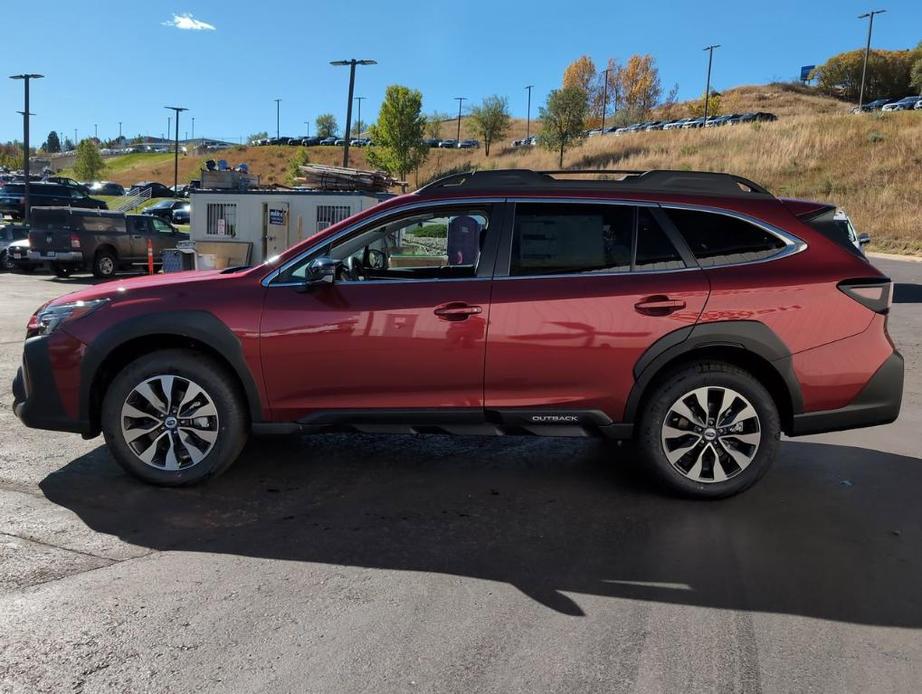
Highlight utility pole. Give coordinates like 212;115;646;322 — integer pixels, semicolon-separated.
858;10;886;112
164;106;188;193
525;85;533;140
353;96;366;138
167;116;171;143
331;58;377;167
191;116;195;142
9;73;43;226
74;128;77;147
118;121;122;139
454;97;466;143
600;68;611;133
703;44;720;122
304;120;310;138
274;98;281;140
94;123;98;140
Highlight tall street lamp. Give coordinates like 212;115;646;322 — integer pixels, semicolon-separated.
274;98;282;140
858;10;886;112
354;96;366;138
9;73;43;226
304;120;310;138
331;59;376;167
525;85;534;140
703;44;720;122
454;97;466;143
191;116;195;142
164;106;188;193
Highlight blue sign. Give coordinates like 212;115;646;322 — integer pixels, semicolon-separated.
269;208;286;225
800;65;816;82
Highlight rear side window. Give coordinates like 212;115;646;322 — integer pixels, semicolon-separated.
510;203;636;276
665;208;785;266
801;206;863;257
635;208;685;270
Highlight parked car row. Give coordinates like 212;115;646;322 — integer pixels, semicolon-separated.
422;138;481;148
511;136;539;148
0;181;108;220
852;95;922;113
251;136;375;147
588;112;779;137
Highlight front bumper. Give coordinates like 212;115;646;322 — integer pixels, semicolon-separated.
28;250;84;264
12;335;90;434
789;351;904;436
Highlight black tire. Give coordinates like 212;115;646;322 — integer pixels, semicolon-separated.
51;263;72;278
635;360;780;499
101;349;249;486
0;251;13;272
92;249;118;279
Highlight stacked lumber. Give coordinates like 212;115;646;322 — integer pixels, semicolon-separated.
295;164;404;192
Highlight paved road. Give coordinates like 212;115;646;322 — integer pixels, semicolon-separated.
0;258;920;693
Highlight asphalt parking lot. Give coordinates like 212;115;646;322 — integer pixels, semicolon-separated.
0;257;920;693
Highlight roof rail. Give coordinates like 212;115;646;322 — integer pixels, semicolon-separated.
416;168;772;198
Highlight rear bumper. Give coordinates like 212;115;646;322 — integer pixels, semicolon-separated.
28;250;84;264
12;336;91;435
789;351;904;436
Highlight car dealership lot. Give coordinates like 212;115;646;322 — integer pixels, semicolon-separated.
0;257;920;693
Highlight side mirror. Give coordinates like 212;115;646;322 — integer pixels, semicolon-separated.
858;232;871;247
302;256;338;289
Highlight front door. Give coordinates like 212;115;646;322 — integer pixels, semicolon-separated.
485;201;710;422
259;202;501;422
264;201;290;259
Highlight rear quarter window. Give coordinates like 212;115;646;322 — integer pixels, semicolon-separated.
665;208;786;266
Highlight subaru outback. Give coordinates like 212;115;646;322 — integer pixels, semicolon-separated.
12;169;903;498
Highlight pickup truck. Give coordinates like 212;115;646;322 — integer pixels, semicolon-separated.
28;207;186;278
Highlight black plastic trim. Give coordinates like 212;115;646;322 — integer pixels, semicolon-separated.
12;337;90;434
79;311;264;432
789;351;903;436
624;320;803;423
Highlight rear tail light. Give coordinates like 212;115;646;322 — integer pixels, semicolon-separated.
838;278;892;314
69;234;81;249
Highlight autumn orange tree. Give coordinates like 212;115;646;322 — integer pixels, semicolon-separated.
619;54;662;121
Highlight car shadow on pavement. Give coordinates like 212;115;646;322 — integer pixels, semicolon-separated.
40;435;922;625
893;283;922;304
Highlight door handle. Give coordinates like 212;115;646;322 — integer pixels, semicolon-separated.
634;295;686;316
434;302;483;321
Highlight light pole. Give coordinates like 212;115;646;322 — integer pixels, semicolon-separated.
167;116;171;143
191;116;195;142
274;98;282;140
454;97;466;143
353;96;366;138
858;10;886;112
73;128;77;147
600;68;612;133
703;44;720;122
525;85;533;140
331;59;376;167
9;74;43;225
164;106;188;193
118;121;122;140
304;120;310;138
94;123;98;140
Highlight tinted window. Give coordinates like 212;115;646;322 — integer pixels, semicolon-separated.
665;208;786;266
511;203;634;275
635;208;685;270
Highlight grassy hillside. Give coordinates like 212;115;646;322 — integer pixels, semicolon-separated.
88;85;921;254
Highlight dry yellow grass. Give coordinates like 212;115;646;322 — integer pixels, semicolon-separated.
103;86;921;254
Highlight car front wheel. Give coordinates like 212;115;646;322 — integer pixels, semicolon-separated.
636;361;780;499
101;349;249;486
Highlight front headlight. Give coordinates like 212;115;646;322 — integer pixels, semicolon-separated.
27;299;109;337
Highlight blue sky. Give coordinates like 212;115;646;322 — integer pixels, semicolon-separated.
3;1;920;144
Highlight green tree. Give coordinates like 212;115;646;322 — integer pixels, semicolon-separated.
315;114;338;139
468;95;511;156
911;57;922;94
248;131;268;144
538;87;589;167
286;147;310;184
425;111;450;140
815;48;918;102
350;119;367;137
43;131;61;153
73;139;105;180
687;90;721;118
367;85;428;181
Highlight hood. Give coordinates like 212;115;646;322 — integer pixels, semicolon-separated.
47;268;236;306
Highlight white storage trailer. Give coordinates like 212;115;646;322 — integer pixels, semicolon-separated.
189;189;390;265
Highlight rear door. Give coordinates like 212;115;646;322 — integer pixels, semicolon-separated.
484;200;710;424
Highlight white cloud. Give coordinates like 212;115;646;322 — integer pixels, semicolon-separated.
163;13;216;31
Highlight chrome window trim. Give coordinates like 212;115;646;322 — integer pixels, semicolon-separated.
658;202;807;266
261;196;502;287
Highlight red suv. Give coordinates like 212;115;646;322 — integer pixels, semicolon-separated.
12;169;903;498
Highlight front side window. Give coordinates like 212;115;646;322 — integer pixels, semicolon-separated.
665;208;786;266
276;206;491;284
152;218;174;234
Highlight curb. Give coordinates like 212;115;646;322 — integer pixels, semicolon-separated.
867;252;922;264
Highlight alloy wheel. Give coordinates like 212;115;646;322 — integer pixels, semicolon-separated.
120;374;219;470
660;386;761;483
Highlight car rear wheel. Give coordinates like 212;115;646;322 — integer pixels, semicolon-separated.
0;251;13;272
93;249;117;279
101;349;248;486
636;361;780;499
